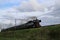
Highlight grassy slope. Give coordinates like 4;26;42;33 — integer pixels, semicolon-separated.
0;24;60;40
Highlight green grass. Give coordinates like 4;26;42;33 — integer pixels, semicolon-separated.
0;24;60;40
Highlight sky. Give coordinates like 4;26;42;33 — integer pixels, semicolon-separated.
0;0;60;29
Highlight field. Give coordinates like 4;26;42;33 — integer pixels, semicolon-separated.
0;24;60;40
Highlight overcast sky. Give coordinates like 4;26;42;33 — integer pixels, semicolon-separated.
0;0;60;28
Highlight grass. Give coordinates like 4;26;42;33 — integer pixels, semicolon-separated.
0;24;60;40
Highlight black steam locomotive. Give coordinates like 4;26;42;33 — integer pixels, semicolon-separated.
1;19;41;32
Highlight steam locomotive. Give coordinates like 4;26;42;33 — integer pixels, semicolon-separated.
1;19;41;32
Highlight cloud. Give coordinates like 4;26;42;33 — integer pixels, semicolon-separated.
38;15;60;26
46;0;60;17
16;0;55;12
39;0;60;26
0;8;45;19
0;0;55;12
0;0;60;30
